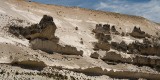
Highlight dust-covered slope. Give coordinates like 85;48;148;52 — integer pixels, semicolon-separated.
0;0;160;80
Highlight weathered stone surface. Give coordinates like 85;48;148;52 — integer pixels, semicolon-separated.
93;24;114;51
94;41;110;51
111;26;116;32
39;15;53;26
31;39;83;56
90;52;99;59
9;15;58;41
94;24;111;34
128;41;160;56
93;24;105;33
121;32;125;36
9;15;83;56
130;26;147;38
95;33;111;42
27;15;57;40
103;24;110;32
101;51;160;67
101;51;127;62
26;23;58;41
11;60;47;70
110;39;160;57
111;41;128;52
71;66;160;79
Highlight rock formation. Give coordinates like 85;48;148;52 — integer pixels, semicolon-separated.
11;60;47;70
93;24;116;51
91;23;160;73
31;39;83;55
90;52;99;59
9;15;83;56
111;41;128;52
101;51;160;67
130;26;150;38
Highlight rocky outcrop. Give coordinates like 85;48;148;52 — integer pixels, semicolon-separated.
110;39;160;57
92;24;160;73
11;60;47;70
94;41;110;51
128;41;160;56
130;26;150;38
9;15;83;56
9;15;58;40
101;51;160;67
93;24;110;34
69;66;160;79
31;39;83;56
93;24;116;51
95;33;111;42
111;25;120;35
26;15;58;40
111;41;128;52
90;52;99;59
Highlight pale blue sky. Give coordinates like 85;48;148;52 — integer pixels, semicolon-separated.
31;0;160;22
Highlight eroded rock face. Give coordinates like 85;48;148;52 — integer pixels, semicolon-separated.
93;24;116;51
127;41;160;56
94;41;110;51
92;23;160;70
90;52;99;59
130;26;150;38
11;60;47;71
26;15;58;40
95;33;111;42
103;24;110;34
31;39;83;56
110;40;160;57
101;51;160;67
111;26;116;32
9;15;83;56
39;15;53;26
111;26;120;35
111;41;128;52
94;24;110;34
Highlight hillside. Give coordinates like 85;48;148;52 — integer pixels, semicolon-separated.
0;0;160;79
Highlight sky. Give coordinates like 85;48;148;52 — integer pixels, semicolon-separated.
31;0;160;22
